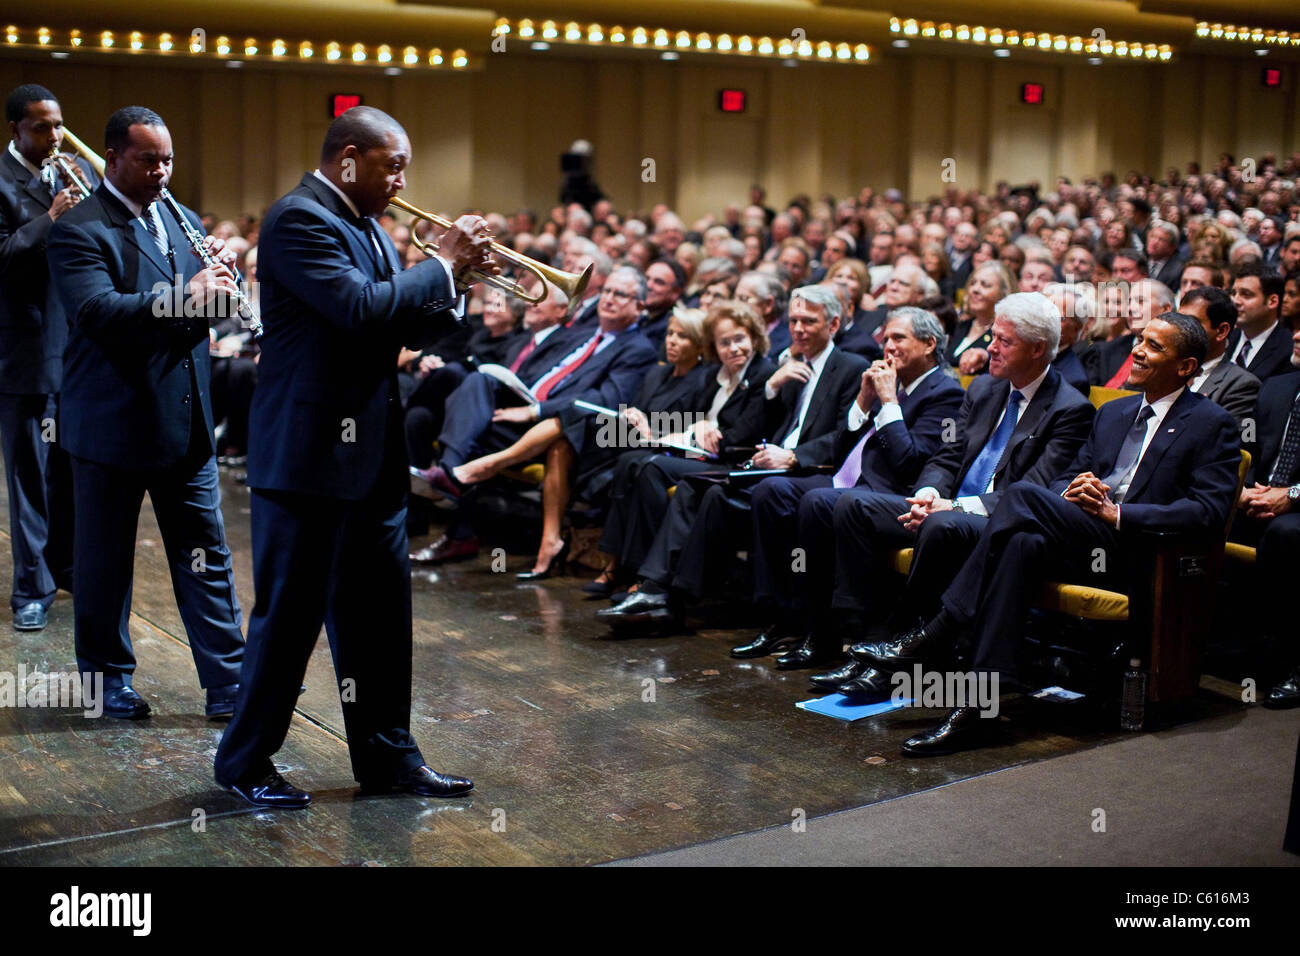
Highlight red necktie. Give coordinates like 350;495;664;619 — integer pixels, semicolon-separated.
1105;352;1135;389
509;337;536;374
533;333;604;402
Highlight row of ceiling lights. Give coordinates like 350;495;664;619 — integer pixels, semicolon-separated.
889;18;1173;61
1195;22;1300;46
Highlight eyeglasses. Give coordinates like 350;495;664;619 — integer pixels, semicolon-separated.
601;288;639;302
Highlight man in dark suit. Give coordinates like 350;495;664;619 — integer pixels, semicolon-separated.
947;222;977;292
860;313;1241;755
1145;219;1185;292
639;258;685;354
1227;262;1292;381
409;265;656;563
598;284;868;631
45;106;246;721
1180;286;1260;423
1044;283;1092;396
824;292;1094;696
214;106;491;808
733;307;964;668
838;263;925;360
0;84;93;630
1232;334;1300;708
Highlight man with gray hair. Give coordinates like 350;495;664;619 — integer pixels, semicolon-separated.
846;261;927;357
599;281;868;635
736;270;790;358
734;307;965;665
817;291;1093;696
1043;282;1094;395
1145;219;1185;291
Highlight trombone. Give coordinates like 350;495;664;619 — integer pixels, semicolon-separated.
56;127;263;337
389;196;591;307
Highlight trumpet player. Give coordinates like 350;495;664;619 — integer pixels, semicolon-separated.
45;106;247;720
214;105;493;808
0;84;94;631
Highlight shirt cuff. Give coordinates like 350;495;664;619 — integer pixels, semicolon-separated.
765;382;779;401
434;254;466;319
873;402;904;430
847;402;870;430
955;495;988;517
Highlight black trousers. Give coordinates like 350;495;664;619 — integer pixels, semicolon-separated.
749;475;834;618
638;474;754;599
599;452;712;572
70;445;244;693
941;482;1121;682
210;356;257;454
0;392;72;610
403;362;472;469
214;483;426;787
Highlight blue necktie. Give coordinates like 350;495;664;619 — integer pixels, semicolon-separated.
956;389;1023;497
1101;405;1155;503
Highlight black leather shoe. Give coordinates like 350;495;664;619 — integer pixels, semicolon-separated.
362;765;474;798
852;616;953;671
901;706;995;756
582;578;616;598
774;637;841;670
837;667;895;703
1262;669;1300;710
408;464;462;502
103;686;151;720
595;590;667;623
226;771;312;809
809;659;864;689
13;602;46;631
206;683;239;720
730;627;804;659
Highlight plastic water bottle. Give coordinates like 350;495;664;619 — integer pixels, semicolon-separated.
1120;658;1146;731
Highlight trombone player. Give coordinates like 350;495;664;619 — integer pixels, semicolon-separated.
0;84;96;631
215;106;494;808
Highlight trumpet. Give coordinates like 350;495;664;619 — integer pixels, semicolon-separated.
389;196;591;308
42;140;94;201
58;127;262;338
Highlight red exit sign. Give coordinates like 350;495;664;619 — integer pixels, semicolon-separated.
1262;67;1282;88
718;88;747;113
1020;82;1044;105
330;93;363;118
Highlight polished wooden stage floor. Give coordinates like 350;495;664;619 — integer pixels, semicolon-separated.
0;470;1239;866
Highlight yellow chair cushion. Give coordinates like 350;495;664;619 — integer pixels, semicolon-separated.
502;464;546;484
1224;542;1256;566
1038;583;1129;622
891;548;914;575
1088;386;1137;410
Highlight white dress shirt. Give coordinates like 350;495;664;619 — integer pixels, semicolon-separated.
1113;387;1183;505
1189;353;1223;393
767;341;835;450
849;364;942;432
102;178;172;263
8;140;42;178
1228;322;1278;367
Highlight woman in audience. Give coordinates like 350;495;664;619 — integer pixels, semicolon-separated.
586;301;774;596
826;258;871;324
946;262;1012;375
971;239;998;272
921;242;954;299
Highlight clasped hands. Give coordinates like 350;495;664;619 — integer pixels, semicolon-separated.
1240;482;1292;520
856;356;899;412
1062;472;1119;526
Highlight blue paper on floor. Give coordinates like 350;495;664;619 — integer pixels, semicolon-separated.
796;693;912;722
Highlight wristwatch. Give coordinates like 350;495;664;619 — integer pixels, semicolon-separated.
1288;485;1300;503
950;498;965;513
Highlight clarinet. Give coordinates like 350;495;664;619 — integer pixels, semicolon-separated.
159;189;263;338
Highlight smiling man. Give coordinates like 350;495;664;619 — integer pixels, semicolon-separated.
214;106;495;809
859;312;1240;755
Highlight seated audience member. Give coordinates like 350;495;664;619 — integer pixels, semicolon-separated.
683;257;739;308
638;259;686;352
857;313;1239;755
408;267;656;564
846;262;926;358
734;308;964;667
1176;258;1226;305
947;262;1014;375
1146;219;1185;291
1179;286;1261;423
866;231;895;294
736;270;791;359
1233;331;1300;707
1110;248;1149;284
1018;259;1055;294
1285;271;1300;331
1061;244;1096;284
597;285;868;631
825;258;871;331
1042;283;1093;396
947;223;978;290
921;243;955;299
802;293;1093;688
589;301;776;595
1228;262;1293;380
1096;278;1174;387
1280;235;1300;280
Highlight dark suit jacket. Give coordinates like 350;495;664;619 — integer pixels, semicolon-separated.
835;367;965;494
766;346;871;466
0;149;99;394
567;360;707;460
1195;358;1260;425
246;173;461;499
1052;347;1091;397
836;313;884;361
1049;388;1240;534
47;184;215;469
1091;334;1135;386
1148;255;1185;292
1245;369;1300;486
914;366;1094;512
765;317;791;360
947;318;994;372
702;356;777;449
532;324;657;422
1226;323;1295;381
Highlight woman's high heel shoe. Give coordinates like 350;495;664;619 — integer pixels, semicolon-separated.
516;537;570;581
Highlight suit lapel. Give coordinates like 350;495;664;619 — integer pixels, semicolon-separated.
963;378;1008;467
3;150;53;210
299;173;382;277
96;186;175;281
994;371;1059;477
797;347;840;436
1124;389;1195;501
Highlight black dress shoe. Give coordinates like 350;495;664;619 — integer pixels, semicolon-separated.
362;764;474;798
582;578;615;598
837;667;895;703
852;615;954;671
901;706;995;756
1262;668;1300;710
205;683;239;720
809;659;864;690
730;627;804;659
410;534;480;565
225;771;312;809
13;602;46;631
774;636;841;670
103;686;151;720
595;589;667;623
408;464;463;502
